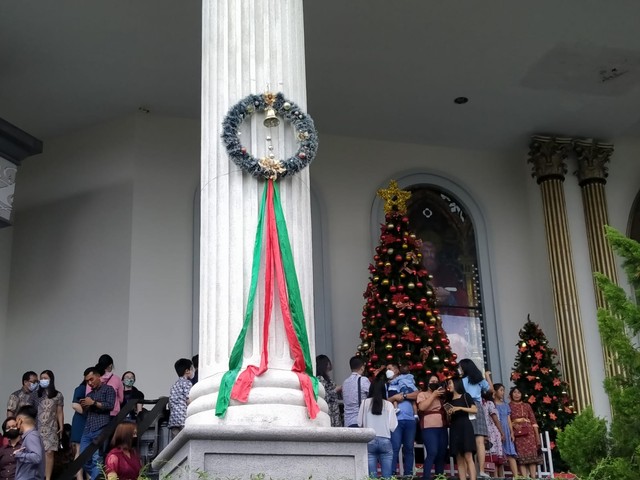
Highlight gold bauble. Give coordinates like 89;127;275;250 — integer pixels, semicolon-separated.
407;282;415;289
381;279;390;286
402;325;410;333
385;343;393;351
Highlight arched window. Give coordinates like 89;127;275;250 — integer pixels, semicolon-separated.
371;174;499;371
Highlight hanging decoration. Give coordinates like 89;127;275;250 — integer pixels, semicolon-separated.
215;92;320;419
221;92;318;180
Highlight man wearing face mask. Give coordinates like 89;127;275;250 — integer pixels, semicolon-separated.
14;406;45;480
6;372;38;418
386;363;418;477
0;416;22;478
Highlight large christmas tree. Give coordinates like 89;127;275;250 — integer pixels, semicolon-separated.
511;316;576;467
355;181;457;387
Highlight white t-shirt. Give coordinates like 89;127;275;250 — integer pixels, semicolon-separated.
357;398;398;438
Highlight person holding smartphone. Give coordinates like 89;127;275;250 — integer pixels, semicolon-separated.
417;375;449;479
446;377;478;480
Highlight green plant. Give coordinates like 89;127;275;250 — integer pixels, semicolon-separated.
559;227;640;478
556;406;608;478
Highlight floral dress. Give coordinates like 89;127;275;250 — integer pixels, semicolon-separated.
37;391;64;451
510;401;542;466
482;400;504;464
319;376;341;427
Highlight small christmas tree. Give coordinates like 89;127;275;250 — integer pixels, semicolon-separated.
355;181;457;387
511;316;576;468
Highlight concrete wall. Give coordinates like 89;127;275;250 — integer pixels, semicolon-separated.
0;114;198;422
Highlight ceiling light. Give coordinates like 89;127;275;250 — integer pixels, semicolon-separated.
454;97;469;104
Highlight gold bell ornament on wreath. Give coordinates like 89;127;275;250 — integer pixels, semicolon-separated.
263;107;280;128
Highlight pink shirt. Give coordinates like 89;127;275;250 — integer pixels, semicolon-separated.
86;372;124;416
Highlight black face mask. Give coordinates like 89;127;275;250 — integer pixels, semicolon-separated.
4;428;20;440
428;383;440;391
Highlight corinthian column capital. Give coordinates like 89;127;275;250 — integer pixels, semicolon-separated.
528;135;572;184
574;139;614;186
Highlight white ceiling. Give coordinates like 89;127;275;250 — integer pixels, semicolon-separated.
2;0;640;151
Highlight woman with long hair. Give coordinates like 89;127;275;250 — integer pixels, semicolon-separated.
446;377;478;480
358;378;398;478
509;387;542;478
458;358;493;478
417;375;448;479
104;422;142;480
315;355;342;427
37;370;64;480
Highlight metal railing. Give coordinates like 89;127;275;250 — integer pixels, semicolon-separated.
55;397;169;480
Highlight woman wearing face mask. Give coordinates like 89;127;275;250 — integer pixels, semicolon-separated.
0;417;21;480
315;355;342;427
104;422;141;480
417;375;448;479
121;372;145;421
37;370;64;480
95;354;124;418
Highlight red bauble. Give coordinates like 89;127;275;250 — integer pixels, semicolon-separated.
396;342;403;349
387;308;395;315
395;254;403;262
415;362;423;369
371;354;379;361
389;319;397;327
426;370;432;375
420;298;428;304
416;305;423;311
418;381;425;388
416;282;423;288
398;285;405;292
376;313;382;318
389;285;397;293
435;345;442;351
403;295;410;302
380;327;387;333
417;320;425;327
404;350;412;358
386;354;394;360
367;332;373;338
398;311;406;319
374;255;380;261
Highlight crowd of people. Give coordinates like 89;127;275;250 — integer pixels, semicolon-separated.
0;353;158;480
319;354;543;480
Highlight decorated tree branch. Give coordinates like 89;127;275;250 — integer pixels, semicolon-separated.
355;180;457;387
511;316;576;468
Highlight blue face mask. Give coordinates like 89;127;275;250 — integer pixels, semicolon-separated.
39;379;50;389
28;382;38;392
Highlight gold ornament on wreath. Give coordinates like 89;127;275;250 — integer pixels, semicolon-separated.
221;91;318;180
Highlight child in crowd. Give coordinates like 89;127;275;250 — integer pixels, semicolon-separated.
388;364;419;418
482;391;505;473
493;383;519;477
168;358;194;439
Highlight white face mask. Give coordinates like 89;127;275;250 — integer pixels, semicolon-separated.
39;379;50;389
385;370;395;380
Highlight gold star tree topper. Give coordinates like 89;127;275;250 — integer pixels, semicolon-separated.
377;180;411;214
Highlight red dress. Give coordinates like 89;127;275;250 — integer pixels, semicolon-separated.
105;447;142;480
509;401;542;466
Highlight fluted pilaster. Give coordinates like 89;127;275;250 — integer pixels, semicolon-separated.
529;135;592;411
574;139;621;378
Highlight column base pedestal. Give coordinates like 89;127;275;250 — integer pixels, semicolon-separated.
152;424;375;479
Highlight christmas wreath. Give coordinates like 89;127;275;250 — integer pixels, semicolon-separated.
221;92;318;180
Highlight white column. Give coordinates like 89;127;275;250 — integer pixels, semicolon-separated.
188;0;329;427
